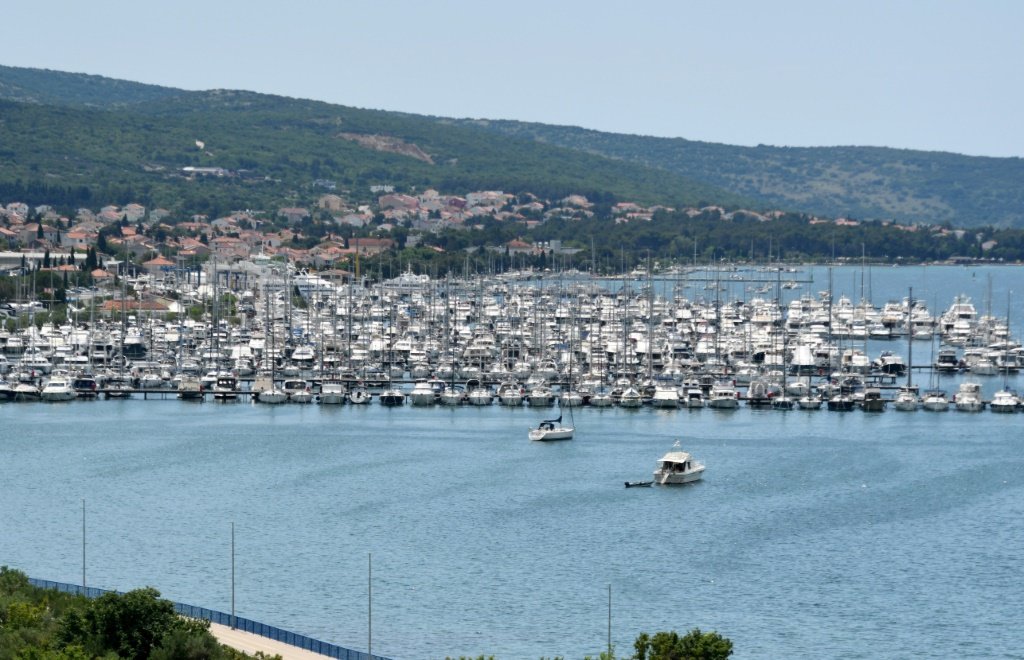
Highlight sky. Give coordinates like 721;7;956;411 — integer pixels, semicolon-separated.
6;0;1023;158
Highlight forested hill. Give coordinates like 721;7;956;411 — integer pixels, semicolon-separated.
446;120;1024;229
0;65;746;216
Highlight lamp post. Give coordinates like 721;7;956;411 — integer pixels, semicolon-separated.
231;522;236;630
81;499;86;591
368;553;372;659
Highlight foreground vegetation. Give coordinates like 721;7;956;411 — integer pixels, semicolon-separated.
0;567;278;659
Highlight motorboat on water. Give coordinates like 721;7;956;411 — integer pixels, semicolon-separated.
706;381;739;409
653;440;705;485
921;388;950;412
177;375;204;400
348;385;372;404
954;380;984;412
40;375;77;402
528;414;574;441
317;378;347;405
989;388;1020;413
892;385;920;411
860;387;887;412
408;378;437;406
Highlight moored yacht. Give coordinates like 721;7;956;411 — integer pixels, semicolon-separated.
954;380;984;412
989;388;1020;413
40;375;77;402
892;385;920;411
921;388;950;412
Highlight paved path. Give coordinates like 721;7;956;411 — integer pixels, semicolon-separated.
209;622;335;659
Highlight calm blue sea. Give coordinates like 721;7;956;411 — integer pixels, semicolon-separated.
2;265;1024;659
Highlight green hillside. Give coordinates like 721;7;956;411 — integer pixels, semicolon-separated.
447;119;1024;228
0;66;747;217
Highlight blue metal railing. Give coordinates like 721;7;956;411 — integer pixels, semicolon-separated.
28;578;388;660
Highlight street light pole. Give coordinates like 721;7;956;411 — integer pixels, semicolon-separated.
81;499;86;591
607;584;612;659
231;522;236;630
368;552;372;660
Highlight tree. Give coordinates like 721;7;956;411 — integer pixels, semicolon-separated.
60;587;179;658
632;629;733;660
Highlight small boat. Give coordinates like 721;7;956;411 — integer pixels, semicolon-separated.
624;480;654;488
653;440;705;485
528;414;574;441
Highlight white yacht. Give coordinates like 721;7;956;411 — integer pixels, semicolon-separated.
651;383;680;409
617;386;644;408
282;378;313;403
254;377;289;404
706;382;739;409
408;379;437;406
496;381;524;406
40;375;77;402
989;388;1020;413
317;378;347;405
921;389;950;412
892;385;920;411
653;440;705;485
954;380;984;412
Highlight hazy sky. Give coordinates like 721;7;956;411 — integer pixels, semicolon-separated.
6;0;1022;157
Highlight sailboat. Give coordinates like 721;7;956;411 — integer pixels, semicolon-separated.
921;314;949;412
528;407;574;441
989;293;1020;413
893;287;921;411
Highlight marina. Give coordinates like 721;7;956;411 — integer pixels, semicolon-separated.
4;264;1024;658
3;262;1024;412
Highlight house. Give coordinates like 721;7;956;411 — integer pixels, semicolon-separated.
318;194;347;212
379;194;419;212
142;255;176;276
18;223;60;246
62;230;97;251
278;207;310;225
506;239;534;255
123;203;146;223
349;237;395;256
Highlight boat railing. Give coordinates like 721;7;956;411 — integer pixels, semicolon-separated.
28;577;388;660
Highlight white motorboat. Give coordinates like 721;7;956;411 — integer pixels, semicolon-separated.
527;385;555;407
617;386;644;408
439;386;464;406
706;382;739;409
408;379;437;406
251;375;287;404
921;389;950;412
496;381;524;406
650;383;680;409
282;378;313;403
892;385;920;411
797;392;823;410
466;383;494;406
954;380;984;412
40;376;77;402
317;379;347;404
989;388;1020;413
528;414;574;441
212;373;238;401
379;386;405;406
589;388;614;407
177;375;204;400
653;440;705;485
348;385;372;404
